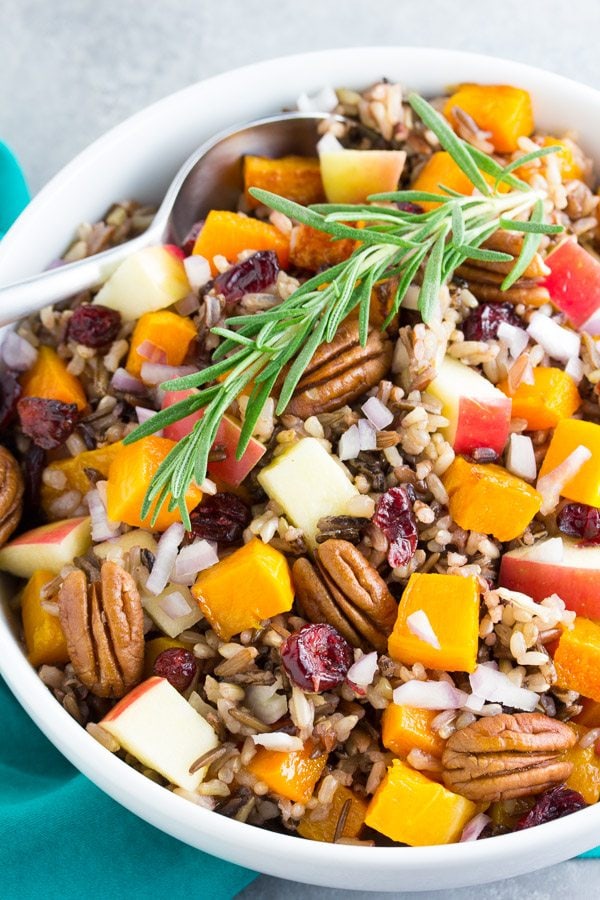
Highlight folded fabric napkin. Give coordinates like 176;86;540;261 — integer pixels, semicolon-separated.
0;143;257;900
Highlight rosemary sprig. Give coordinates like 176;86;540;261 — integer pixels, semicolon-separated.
124;92;563;528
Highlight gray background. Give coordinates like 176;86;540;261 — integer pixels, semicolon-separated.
1;0;599;896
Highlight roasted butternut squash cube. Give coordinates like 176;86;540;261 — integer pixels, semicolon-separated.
442;457;542;542
387;572;480;673
554;616;600;702
193;210;289;274
365;759;477;846
538;418;600;508
244;155;325;208
289;223;356;272
126;310;197;377
297;784;368;842
444;84;534;153
21;569;69;667
20;345;87;411
41;442;122;518
381;703;446;758
561;724;600;804
498;367;581;431
246;741;327;804
191;538;294;640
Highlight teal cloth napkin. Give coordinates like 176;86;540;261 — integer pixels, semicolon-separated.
0;143;257;899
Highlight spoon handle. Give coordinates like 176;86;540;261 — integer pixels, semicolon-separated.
0;230;155;327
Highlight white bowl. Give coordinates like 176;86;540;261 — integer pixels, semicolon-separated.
1;47;600;892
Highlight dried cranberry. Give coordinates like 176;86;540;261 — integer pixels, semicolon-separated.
373;485;418;569
189;492;251;544
462;302;521;341
17;397;79;449
0;372;21;432
213;250;279;303
67;304;121;348
153;648;197;692
181;221;204;256
397;201;424;215
280;623;353;693
22;444;44;516
515;786;587;830
557;502;600;541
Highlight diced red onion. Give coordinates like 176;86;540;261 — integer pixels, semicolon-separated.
536;444;592;515
317;133;344;155
357;418;377;451
527;536;564;564
463;693;485;712
85;489;120;542
565;356;585;385
338;424;360;461
527;312;581;363
469;664;538;711
581;307;600;337
460;813;491;842
1;331;38;371
172;539;219;585
251;732;304;752
136;340;167;364
245;677;288;725
406;610;441;649
111;367;145;394
392;680;468;710
146;522;185;595
362;396;394;430
140;362;197;386
296;86;338;113
497;322;529;359
347;651;378;687
506;433;537;482
158;590;192;619
183;254;212;291
135;406;164;437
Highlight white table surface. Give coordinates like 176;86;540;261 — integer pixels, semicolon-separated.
2;0;600;895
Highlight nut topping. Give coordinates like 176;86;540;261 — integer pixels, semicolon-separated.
58;560;144;698
285;319;393;419
292;539;397;651
442;713;576;802
0;445;24;547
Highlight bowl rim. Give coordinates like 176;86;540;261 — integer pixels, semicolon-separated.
2;45;600;888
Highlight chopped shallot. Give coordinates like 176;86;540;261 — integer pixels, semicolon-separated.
251;733;304;752
172;539;218;585
497;322;529;359
1;331;37;371
406;610;441;649
469;664;538;712
362;396;394;430
136;340;167;364
347;651;378;687
135;407;164;437
184;255;212;291
357;418;377;451
145;522;185;595
338;424;360;461
110;367;145;394
140;363;197;386
85;489;120;542
392;680;468;710
506;433;536;482
460;813;491;842
565;356;585;385
536;445;592;515
527;312;581;363
158;590;192;619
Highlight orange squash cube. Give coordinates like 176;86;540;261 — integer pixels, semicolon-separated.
21;569;69;667
41;442;122;518
126;311;197;378
574;698;600;729
554;616;600;702
193;210;290;274
561;724;600;804
444;84;534;153
365;759;477;846
411;151;509;210
106;436;203;531
191;538;294;640
246;741;327;804
538;418;600;508
442;457;542;542
244;155;325;208
289;223;356;272
387;572;480;672
20;345;87;411
297;784;368;842
498;367;581;431
381;703;446;758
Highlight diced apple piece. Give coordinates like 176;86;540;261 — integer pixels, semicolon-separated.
0;516;91;578
142;583;202;638
427;356;512;456
257;437;358;547
161;389;266;487
94;246;190;321
101;676;218;789
543;239;600;332
499;535;600;618
319;149;406;204
93;528;158;562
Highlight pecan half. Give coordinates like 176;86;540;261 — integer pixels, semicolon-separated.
292;539;397;651
58;560;144;698
442;713;576;802
285;319;393;418
0;445;24;547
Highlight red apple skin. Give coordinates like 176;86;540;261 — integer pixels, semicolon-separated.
161;391;265;486
453;396;511;456
543;240;600;329
102;676;164;723
499;555;600;618
6;516;88;546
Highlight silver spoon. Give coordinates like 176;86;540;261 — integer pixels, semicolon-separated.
0;111;336;325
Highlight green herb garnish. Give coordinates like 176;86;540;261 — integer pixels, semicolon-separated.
124;92;562;528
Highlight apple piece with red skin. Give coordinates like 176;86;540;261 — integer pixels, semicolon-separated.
543;239;600;333
161;389;265;486
101;676;218;790
0;516;91;578
93;246;190;321
499;535;600;618
427;356;512;456
319;149;407;204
